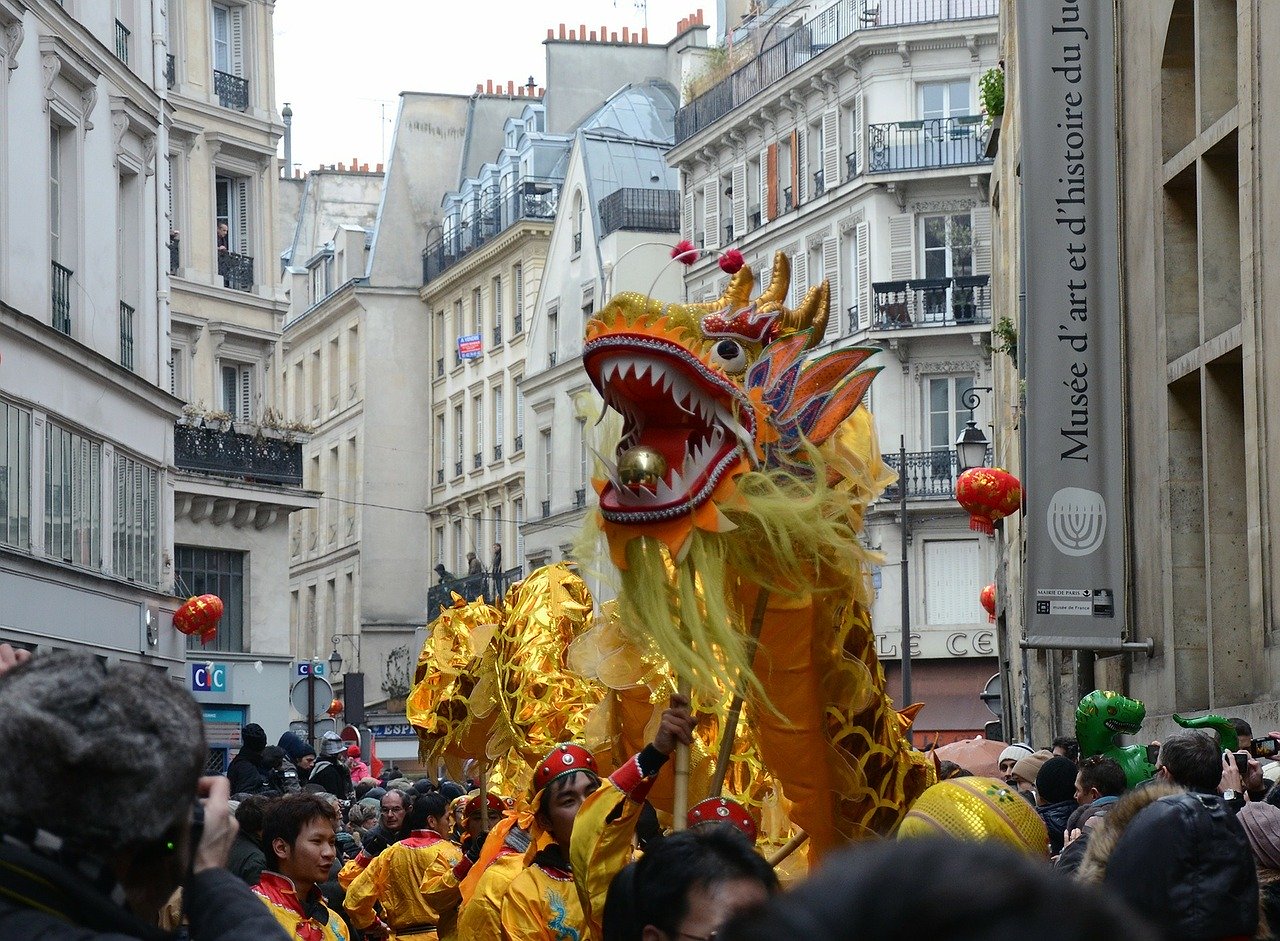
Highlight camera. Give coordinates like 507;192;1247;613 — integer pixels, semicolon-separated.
1232;751;1250;774
1145;743;1160;766
1253;737;1280;759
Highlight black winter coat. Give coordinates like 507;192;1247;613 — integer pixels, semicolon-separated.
1038;799;1077;855
308;759;351;800
226;750;270;795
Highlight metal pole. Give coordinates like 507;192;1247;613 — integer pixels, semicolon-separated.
899;437;912;722
307;670;316;750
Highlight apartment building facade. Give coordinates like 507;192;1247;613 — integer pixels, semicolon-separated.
0;1;182;671
669;0;1000;740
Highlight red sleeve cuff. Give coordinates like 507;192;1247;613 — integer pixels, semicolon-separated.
452;855;473;881
608;752;658;803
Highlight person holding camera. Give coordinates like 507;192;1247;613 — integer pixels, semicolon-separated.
0;645;290;940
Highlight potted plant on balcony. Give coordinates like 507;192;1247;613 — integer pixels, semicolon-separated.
980;66;1005;157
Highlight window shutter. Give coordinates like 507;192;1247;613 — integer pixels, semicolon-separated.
765;144;778;222
852;96;864;176
856;220;871;329
789;129;800;207
972;205;992;275
924;540;982;625
221;366;237;414
681;192;694;241
758;147;769;221
791;249;808;310
731;163;746;240
889;213;914;280
229;6;245;78
704;186;720;251
822;108;839;188
822;236;839;342
513;264;523;321
239;365;253;423
797;131;809;203
234;178;249;260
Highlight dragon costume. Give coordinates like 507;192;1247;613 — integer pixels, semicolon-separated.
579;251;930;858
1075;689;1239;788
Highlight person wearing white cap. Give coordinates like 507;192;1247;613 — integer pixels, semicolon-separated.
998;743;1035;786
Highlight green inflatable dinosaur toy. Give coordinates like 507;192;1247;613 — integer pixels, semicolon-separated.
1076;690;1240;788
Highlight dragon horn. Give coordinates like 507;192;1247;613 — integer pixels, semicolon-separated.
779;281;830;350
685;265;755;313
756;252;791;308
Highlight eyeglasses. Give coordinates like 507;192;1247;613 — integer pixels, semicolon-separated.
678;933;718;941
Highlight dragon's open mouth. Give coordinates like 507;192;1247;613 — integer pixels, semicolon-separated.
1103;719;1142;735
584;335;756;523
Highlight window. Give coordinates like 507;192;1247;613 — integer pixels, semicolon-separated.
214;174;252;290
472;513;482;556
492;276;503;344
211;3;244;77
221;362;254;423
434;310;446;375
453;404;464;475
50;123;74;333
176;546;245;652
310;256;331;304
472;288;483;337
453;299;464;364
472;393;484;469
512;264;524;333
513;497;524;565
347;324;359;400
514;377;524;450
112;451;158;586
435;413;446;482
309;350;320;418
920;80;971;120
924;540;982;625
0;401;32;551
49;124;64;264
925;375;975;453
576;417;588;505
327;337;340;412
541;429;553;516
492;387;504;461
45;421;101;570
921;213;973;279
547;307;559;367
452;519;463;572
572;190;584;254
434;525;445;566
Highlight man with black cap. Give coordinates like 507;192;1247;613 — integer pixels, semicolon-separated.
228;723;271;795
1034;756;1079;855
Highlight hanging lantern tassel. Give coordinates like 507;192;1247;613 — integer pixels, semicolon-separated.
981;584;996;623
955;468;1022;535
173;594;225;646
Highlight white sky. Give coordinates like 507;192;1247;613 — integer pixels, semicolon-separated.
273;0;719;172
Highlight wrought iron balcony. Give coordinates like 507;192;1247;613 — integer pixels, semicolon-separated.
674;0;997;144
724;224;734;245
51;261;72;334
748;207;761;231
847;304;860;334
867;115;990;173
454;460;463;477
573;488;587;509
174;424;304;486
436;468;444;485
548;351;557;368
514;433;523;452
846;152;858;181
115;20;129;64
218;251;253;292
166;54;176;89
119;301;135;370
881;447;991;501
493;444;503;462
871;275;991;329
435;357;444;378
493;324;503;346
572;231;582;254
168;235;179;274
214;69;249;110
422;176;562;284
814;169;825;197
513;313;523;335
541;499;551;518
597;187;681;238
782;186;794;212
473;453;482;470
427;566;523;613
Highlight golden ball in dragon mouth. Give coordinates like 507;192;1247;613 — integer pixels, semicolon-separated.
618;446;668;487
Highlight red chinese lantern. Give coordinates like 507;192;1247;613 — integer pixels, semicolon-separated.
173;594;224;645
327;698;344;718
956;467;1022;535
981;584;996;623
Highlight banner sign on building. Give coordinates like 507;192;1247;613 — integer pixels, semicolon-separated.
1016;0;1126;646
458;334;483;359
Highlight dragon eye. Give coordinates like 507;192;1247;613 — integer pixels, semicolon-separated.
710;339;748;374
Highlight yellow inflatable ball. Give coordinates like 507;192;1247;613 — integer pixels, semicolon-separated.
896;776;1049;856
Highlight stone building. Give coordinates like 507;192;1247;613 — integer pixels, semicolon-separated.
0;1;182;671
993;1;1280;743
668;0;1001;740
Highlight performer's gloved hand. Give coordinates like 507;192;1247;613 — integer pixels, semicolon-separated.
464;832;488;863
360;825;392;858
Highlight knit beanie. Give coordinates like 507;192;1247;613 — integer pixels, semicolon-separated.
1239;801;1280;870
998;743;1034;766
1011;749;1054;786
278;730;315;762
1036;756;1078;804
241;723;267;751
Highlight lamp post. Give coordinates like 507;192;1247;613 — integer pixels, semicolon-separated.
330;634;365;727
898;436;911;730
955;386;993;473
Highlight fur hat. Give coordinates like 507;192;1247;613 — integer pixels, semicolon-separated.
1036;756;1079;804
1238;801;1280;871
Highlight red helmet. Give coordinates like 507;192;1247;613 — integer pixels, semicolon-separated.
687;797;758;843
464;793;505;816
533;743;598;794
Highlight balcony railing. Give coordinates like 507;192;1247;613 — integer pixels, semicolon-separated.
423;176;562;284
454;460;463;477
846;152;858;181
168;235;180;274
573;488;587;509
174;424;304;486
213;69;249;111
493;324;503;346
572;231;582;254
119;301;135;370
115;20;129;64
881;447;991;501
674;0;997;144
513;313;523;335
493;444;503;462
473;453;482;470
218;251;253;292
427;566;524;613
51;261;72;334
813;169;825;197
597;187;681;238
541;499;551;518
435;357;444;377
871;275;991;329
436;468;444;485
867;115;990;172
166;53;176;89
514;433;523;452
847;304;860;333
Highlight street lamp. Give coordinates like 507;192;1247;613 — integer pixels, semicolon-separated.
328;646;343;676
955;385;994;473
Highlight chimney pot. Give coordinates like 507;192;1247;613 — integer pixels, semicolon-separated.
589;30;596;40
507;80;514;94
622;26;630;41
641;27;649;43
611;30;618;41
338;162;346;171
569;28;576;40
518;86;525;96
376;163;384;172
579;22;586;40
487;79;494;93
476;83;483;93
558;22;566;39
547;27;554;39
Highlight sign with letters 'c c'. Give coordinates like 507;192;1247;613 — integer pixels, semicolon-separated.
191;662;228;693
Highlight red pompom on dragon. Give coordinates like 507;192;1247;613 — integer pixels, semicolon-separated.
578;250;932;858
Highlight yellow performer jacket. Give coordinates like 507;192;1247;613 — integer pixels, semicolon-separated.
457;846;527;939
502;748;665;941
344;829;463;940
252;871;349;941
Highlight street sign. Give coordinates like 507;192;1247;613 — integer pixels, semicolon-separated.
191;662;228;693
980;673;1002;717
290;675;332;720
296;662;326;677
